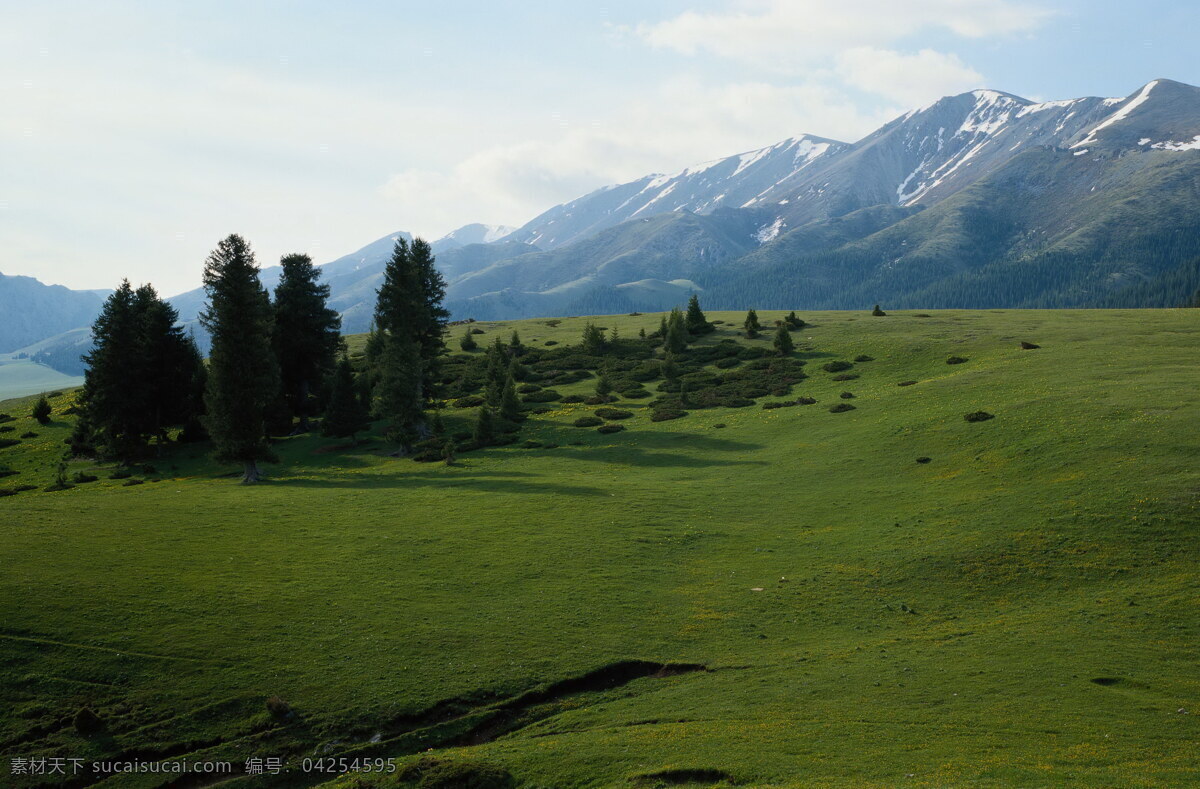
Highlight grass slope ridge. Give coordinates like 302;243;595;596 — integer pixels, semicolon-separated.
1;309;1198;787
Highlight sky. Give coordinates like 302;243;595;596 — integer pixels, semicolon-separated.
2;0;1198;296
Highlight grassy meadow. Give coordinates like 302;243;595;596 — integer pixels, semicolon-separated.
1;309;1198;788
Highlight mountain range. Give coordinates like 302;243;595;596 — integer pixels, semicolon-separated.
5;79;1199;374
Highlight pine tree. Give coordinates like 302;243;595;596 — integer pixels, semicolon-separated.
661;352;680;381
581;322;606;354
79;281;143;459
372;238;435;438
657;314;668;339
744;309;761;339
32;396;51;425
459;326;478;351
664;308;688;353
472;406;495;446
273;253;341;430
499;375;522;422
199;234;281;483
408;238;450;397
133;285;205;446
322;356;371;443
509;330;523;355
595;368;613;397
773;324;795;355
377;331;423;448
685;294;712;335
872;304;887;316
784;311;806;329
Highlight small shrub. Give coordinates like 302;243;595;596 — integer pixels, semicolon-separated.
762;400;797;409
897;380;917;387
737;346;769;360
517;383;542;394
522;389;562;403
829;403;856;413
713;423;726;428
109;469;132;479
946;356;968;365
0;469;16;478
650;409;688;422
560;394;587;404
1020;341;1041;350
544;340;558;346
470;328;486;334
854;355;874;362
454;395;486;408
14;484;36;492
916;457;932;464
265;695;292;719
522;439;544;449
839;391;855;399
32;396;52;425
73;707;104;735
141;464;158;475
19;431;38;439
594;408;633;420
597;424;624;434
872;304;887;316
71;472;99;484
964;411;995;422
714;357;741;369
914;313;932;318
0;425;12;432
822;361;852;373
0;413;12;423
0;488;17;497
831;373;859;381
122;478;145;486
574;416;604;428
796;397;817;405
0;438;20;449
620;388;652;399
528;406;553;414
584;395;616;405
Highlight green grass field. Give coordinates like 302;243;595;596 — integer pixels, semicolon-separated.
2;309;1198;788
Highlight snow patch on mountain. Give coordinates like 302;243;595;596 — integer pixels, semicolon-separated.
1073;80;1160;148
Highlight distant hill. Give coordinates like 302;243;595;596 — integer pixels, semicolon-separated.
0;273;107;354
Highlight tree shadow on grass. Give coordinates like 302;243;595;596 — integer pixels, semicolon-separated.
270;468;608;497
524;429;769;469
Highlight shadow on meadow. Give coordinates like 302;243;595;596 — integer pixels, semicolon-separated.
523;430;769;469
270;467;608;497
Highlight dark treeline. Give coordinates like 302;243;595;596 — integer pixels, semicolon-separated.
68;232;448;483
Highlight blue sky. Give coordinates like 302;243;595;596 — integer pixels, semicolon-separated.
2;0;1197;295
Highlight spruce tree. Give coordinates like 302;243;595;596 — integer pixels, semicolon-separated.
784;310;806;329
273;253;341;430
373;238;428;438
408;238;449;394
499;375;522;422
472;406;495;446
459;326;478;351
509;330;523;355
199;234;281;484
657;314;668;338
79;281;144;460
664;308;688;353
322;356;371;443
133;285;205;446
872;304;887;317
596;369;613;397
685;294;712;334
661;352;680;381
773;324;795;355
744;309;761;339
581;322;606;355
377;331;423;448
32;396;51;425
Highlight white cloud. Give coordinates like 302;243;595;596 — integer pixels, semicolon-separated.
379;77;899;233
635;0;1053;68
837;48;985;106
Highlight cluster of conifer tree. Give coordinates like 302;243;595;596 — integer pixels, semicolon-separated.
70;233;446;483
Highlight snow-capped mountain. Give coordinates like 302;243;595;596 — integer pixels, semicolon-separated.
434;223;517;249
505;135;847;250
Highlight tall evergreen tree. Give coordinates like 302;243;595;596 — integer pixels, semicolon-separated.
78;281;143;459
499;375;522;422
372;237;448;438
472;406;495;446
581;322;606;355
664;308;688;353
200;234;281;483
133;285;205;446
273;254;341;430
773;324;795;355
459;326;478;351
685;294;713;335
322;356;371;443
744;309;762;339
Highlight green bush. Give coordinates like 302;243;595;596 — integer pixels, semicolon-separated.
831;373;859;381
455;395;486;408
0;413;13;423
122;478;145;486
594;408;633;420
964;411;995;422
19;431;37;439
560;394;588;404
0;468;16;478
714;357;741;369
73;707;104;735
574;416;604;427
522;439;544;449
0;425;12;432
854;355;875;362
797;397;817;405
762;400;797;409
544;340;558;346
522;389;562;403
897;380;918;387
109;469;132;480
737;346;769;360
839;391;855;399
517;383;542;394
916;457;932;464
829;403;856;413
0;438;20;449
597;424;625;434
947;356;968;365
71;473;99;484
620;387;652;399
713;423;726;428
822;361;853;373
650;408;688;422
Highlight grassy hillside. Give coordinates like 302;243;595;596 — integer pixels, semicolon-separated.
2;310;1198;788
